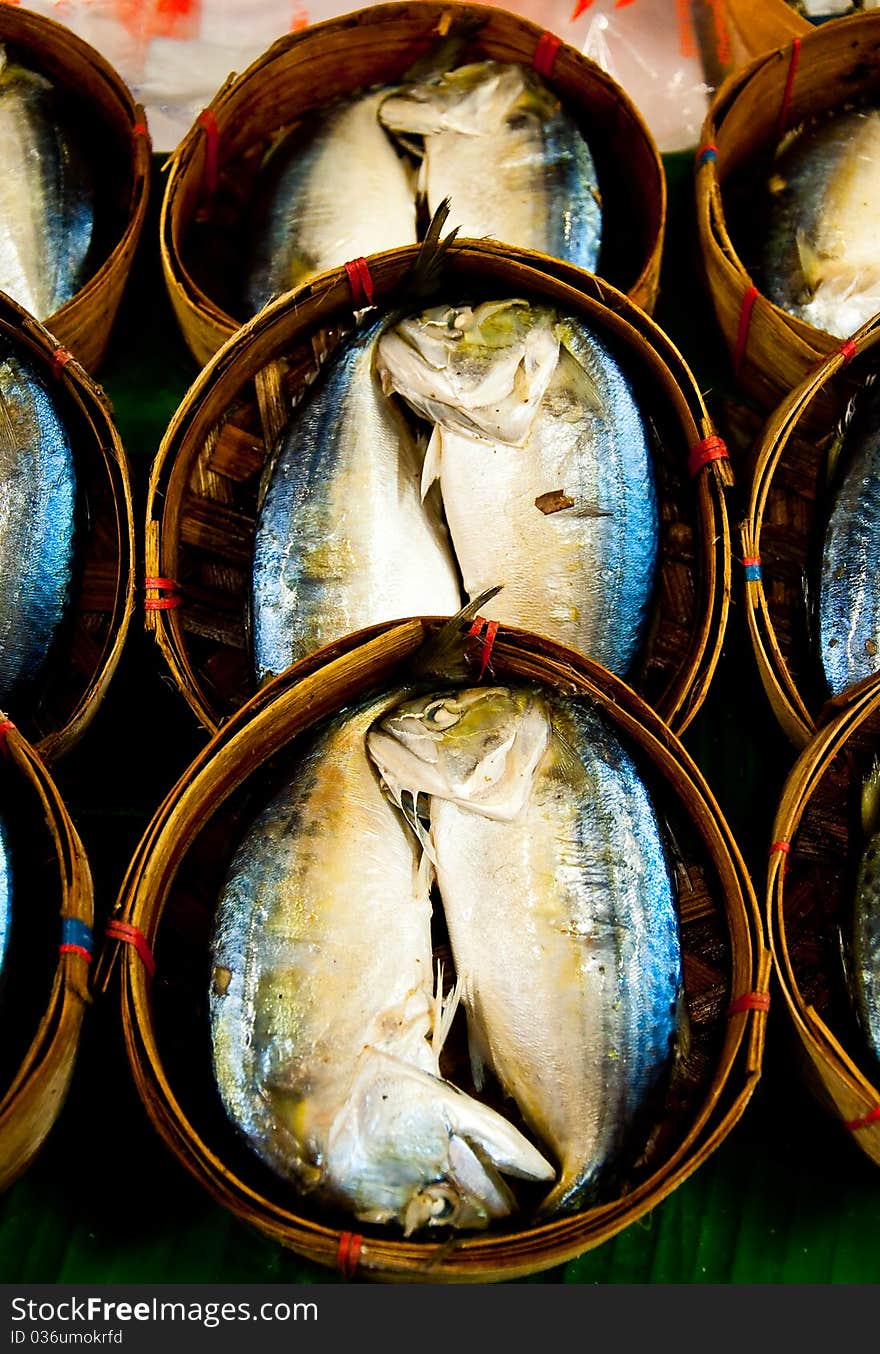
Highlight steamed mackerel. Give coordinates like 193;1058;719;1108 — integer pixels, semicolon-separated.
379;61;601;269
0;48;94;320
210;692;553;1233
818;380;880;696
852;761;880;1064
377;299;657;675
244;89;417;315
758;107;880;338
0;348;76;703
251;312;462;684
367;685;681;1215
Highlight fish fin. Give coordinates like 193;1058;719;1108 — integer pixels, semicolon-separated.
405;198;461;303
421;422;443;499
544;722;591;797
407;586;503;684
554;337;604;417
398;17;486;83
795;230;823;297
432;964;463;1062
862;759;880;837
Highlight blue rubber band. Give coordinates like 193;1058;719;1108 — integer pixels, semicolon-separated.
60;917;93;957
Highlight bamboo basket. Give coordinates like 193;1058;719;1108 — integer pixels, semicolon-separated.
723;0;810;61
695;13;880;420
741;317;880;749
98;617;769;1283
159;0;666;368
768;676;880;1165
0;292;136;763
145;239;734;742
0;720;94;1193
0;5;151;374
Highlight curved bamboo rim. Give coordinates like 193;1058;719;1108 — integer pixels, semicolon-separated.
145;240;733;741
159;0;666;367
724;0;809;60
103;619;768;1282
695;13;880;415
768;678;880;1162
0;720;94;1192
0;295;136;762
741;314;880;749
0;5;151;374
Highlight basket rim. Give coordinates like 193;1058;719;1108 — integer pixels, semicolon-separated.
108;617;767;1280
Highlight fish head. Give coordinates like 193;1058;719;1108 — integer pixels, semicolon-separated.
379;61;525;137
376;298;560;445
367;684;551;820
323;1051;554;1234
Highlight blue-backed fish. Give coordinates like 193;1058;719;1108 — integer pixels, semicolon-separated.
209;689;554;1233
851;758;880;1065
0;349;76;703
251;311;462;684
367;684;681;1215
0;48;94;320
376;298;658;675
243;89;418;315
818;379;880;696
379;61;602;270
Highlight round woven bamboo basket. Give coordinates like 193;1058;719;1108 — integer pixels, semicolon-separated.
160;0;666;368
768;675;880;1166
0;5;151;374
0;719;94;1193
99;616;769;1283
695;13;880;420
741;317;880;749
723;0;809;61
0;292;136;763
145;239;734;742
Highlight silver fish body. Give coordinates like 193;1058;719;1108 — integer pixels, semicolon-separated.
0;48;94;320
758;106;880;338
251;313;462;684
0;349;76;703
368;685;681;1215
818;381;880;696
376;299;658;674
379;61;601;270
210;692;553;1233
243;89;417;315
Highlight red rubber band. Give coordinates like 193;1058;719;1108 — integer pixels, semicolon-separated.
533;31;562;79
734;285;759;379
144;577;180;591
132;122;151;143
770;840;790;856
468;617;499;680
742;557;761;567
105;920;156;979
51;347;73;380
59;944;93;965
840;339;858;365
144;578;182;612
688;435;729;477
727;991;771;1017
344;257;375;309
144;597;182;611
337;1231;362;1279
0;719;15;745
778;37;801;137
845;1104;880;1133
197;109;219;199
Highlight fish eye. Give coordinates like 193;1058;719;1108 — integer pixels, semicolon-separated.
424;698;460;729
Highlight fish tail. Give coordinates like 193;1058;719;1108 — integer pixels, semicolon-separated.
408;585;503;682
398;18;486;84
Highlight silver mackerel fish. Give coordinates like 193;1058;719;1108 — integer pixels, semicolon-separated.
0;348;76;703
251;312;462;684
368;684;682;1215
209;690;554;1233
379;61;602;270
377;298;658;675
0;48;94;320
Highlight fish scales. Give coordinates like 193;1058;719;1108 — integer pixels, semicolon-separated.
367;687;681;1216
251;313;462;684
818;381;880;696
244;90;417;315
0;349;76;703
210;692;553;1233
0;49;94;320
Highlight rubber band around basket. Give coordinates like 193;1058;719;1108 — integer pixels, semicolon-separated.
197;109;219;199
845;1104;880;1133
742;556;762;582
734;285;759;378
696;143;717;168
337;1232;362;1279
777;37;801;137
468;617;499;680
840;339;858;366
144;577;182;612
533;31;561;79
51;347;73;380
0;718;14;752
105;920;156;979
727;991;770;1017
60;917;93;964
688;435;729;478
132;121;151;145
344;257;375;309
